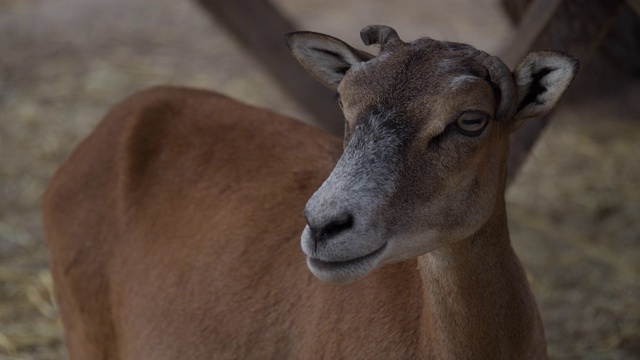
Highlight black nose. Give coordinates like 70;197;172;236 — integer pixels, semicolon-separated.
308;213;354;243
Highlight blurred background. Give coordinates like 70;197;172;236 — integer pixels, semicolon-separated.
0;0;638;358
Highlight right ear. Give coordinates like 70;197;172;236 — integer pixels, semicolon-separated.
509;51;579;131
285;32;374;91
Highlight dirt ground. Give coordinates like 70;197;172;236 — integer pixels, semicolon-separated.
0;0;638;359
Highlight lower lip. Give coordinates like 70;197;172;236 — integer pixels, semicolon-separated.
308;243;387;272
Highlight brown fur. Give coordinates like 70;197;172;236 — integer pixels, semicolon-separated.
43;86;425;359
44;27;577;359
43;86;545;359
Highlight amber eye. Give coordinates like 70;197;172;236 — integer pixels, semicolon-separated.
455;111;490;136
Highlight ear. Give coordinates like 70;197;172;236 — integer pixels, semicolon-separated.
510;51;579;131
285;31;374;91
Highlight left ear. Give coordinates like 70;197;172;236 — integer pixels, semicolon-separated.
510;51;579;132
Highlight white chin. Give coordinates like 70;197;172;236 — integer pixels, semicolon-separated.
305;243;387;284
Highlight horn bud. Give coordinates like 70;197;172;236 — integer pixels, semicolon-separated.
480;53;517;121
360;25;401;47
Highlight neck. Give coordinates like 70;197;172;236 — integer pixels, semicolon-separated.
416;197;547;359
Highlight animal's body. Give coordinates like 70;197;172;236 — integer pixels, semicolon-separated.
43;26;578;359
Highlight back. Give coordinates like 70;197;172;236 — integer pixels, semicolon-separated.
42;86;341;359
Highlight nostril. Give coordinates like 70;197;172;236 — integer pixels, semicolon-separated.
315;213;354;243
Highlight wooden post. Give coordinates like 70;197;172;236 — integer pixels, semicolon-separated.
193;0;345;135
500;0;626;183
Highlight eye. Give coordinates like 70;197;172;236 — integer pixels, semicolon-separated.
454;111;490;136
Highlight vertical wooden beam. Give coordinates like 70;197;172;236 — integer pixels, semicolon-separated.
194;0;344;135
501;0;534;24
623;0;640;15
501;0;625;183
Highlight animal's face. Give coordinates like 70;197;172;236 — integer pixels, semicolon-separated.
287;26;578;283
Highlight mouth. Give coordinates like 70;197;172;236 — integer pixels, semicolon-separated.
307;242;387;276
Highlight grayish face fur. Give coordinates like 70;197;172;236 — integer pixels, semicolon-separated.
287;27;578;283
